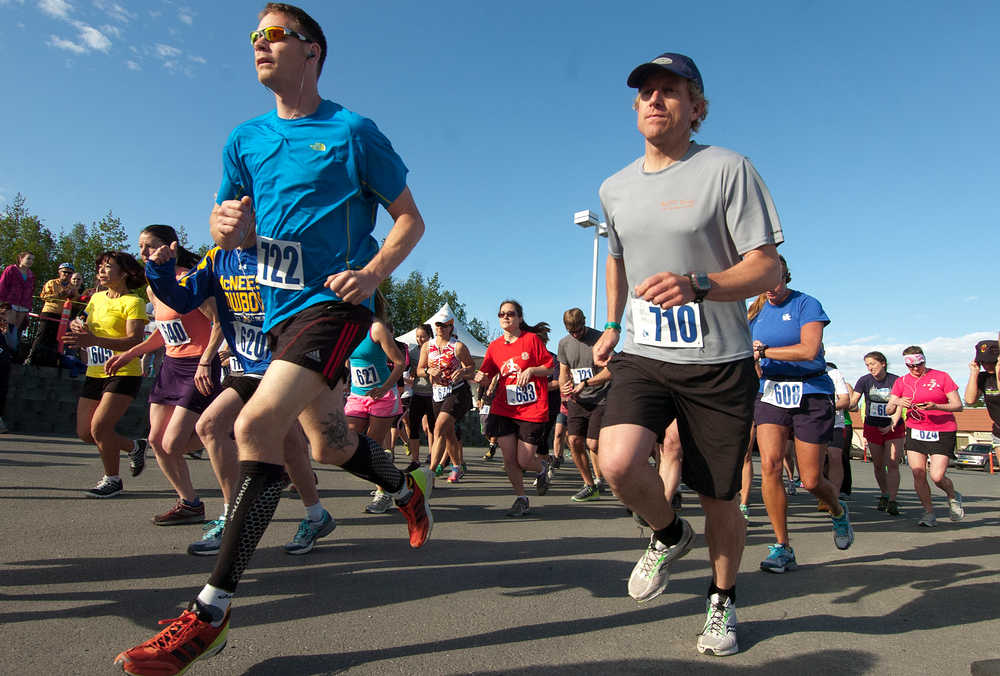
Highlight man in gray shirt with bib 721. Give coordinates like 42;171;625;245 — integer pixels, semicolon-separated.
592;52;782;657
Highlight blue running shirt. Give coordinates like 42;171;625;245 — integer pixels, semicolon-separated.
216;100;408;332
146;247;270;376
750;290;834;395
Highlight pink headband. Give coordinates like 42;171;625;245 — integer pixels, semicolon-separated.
903;353;925;366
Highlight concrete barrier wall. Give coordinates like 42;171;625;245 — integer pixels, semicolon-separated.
4;364;152;438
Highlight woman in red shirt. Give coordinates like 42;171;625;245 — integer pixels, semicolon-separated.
475;300;553;517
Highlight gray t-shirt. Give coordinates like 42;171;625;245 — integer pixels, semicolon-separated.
557;326;609;402
599;143;784;364
409;343;432;396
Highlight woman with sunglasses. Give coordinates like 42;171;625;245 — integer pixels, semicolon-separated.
850;351;905;515
475;300;554;516
62;252;149;497
886;346;964;527
750;256;853;574
418;316;475;482
106;225;223;525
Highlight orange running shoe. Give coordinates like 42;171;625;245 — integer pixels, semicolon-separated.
396;468;433;548
115;602;229;675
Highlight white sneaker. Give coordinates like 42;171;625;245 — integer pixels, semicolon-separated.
948;493;965;521
917;511;937;527
697;593;738;656
627;520;694;602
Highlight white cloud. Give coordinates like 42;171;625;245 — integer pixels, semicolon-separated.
964;296;979;303
849;335;878;344
154;43;181;59
125;59;140;70
38;0;72;19
826;331;994;392
93;0;132;23
188;54;206;64
178;8;193;25
99;23;120;37
48;34;86;52
75;21;111;51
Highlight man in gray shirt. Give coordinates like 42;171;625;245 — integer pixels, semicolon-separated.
593;52;782;657
557;308;611;502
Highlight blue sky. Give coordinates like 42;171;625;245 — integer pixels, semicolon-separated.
1;0;996;388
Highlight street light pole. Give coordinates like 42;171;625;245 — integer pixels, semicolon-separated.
573;210;608;328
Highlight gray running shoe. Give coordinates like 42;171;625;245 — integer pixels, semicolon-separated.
128;439;148;477
85;476;122;498
284;510;336;554
917;511;937;528
535;461;550;496
760;543;797;573
627;520;694;602
506;496;530;517
364;491;394;514
571;484;599;502
595;478;608;494
948;492;965;521
696;593;738;656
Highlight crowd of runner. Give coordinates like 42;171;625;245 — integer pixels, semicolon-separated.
2;4;993;674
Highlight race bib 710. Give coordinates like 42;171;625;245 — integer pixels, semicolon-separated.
631;299;703;348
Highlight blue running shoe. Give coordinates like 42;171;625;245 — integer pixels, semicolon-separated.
284;510;337;555
188;517;226;556
760;543;797;573
831;500;855;550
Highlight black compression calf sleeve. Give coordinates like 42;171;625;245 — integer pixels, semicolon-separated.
340;434;405;493
208;461;285;593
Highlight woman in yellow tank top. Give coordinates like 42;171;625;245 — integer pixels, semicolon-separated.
106;225;224;525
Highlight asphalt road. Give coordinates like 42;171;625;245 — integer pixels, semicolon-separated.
2;434;999;675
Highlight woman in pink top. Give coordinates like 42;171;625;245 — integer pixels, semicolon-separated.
0;252;36;339
107;225;223;526
886;345;965;527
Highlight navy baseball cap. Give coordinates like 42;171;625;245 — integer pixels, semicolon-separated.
627;53;704;94
975;340;999;364
58;262;74;271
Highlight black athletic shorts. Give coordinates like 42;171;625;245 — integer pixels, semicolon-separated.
904;427;957;457
408;393;437;435
267;301;371;387
222;373;263;404
601;353;757;500
567;398;606;441
485;414;548;446
754;393;834;445
432;382;473;420
80;375;142;401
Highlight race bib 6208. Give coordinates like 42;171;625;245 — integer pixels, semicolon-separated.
257;236;305;290
233;321;268;363
505;382;538;406
631;299;703;348
761;379;803;409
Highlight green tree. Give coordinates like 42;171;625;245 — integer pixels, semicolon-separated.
0;193;57;285
53;211;130;285
379;270;490;344
175;224;214;259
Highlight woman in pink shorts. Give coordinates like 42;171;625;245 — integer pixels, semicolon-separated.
850;351;905;515
345;307;406;514
886;346;965;527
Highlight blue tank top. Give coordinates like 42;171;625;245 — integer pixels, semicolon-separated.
349;327;391;395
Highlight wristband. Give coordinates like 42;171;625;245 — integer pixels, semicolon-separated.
604;322;621;332
198;362;212;367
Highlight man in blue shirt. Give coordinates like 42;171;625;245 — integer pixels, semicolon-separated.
117;5;429;674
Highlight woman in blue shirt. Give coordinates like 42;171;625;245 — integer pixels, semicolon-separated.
750;256;854;574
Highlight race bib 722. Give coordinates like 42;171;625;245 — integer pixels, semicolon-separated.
257;236;305;290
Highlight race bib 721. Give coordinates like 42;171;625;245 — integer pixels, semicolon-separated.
571;367;594;385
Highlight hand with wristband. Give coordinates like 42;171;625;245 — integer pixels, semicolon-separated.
593;321;621;367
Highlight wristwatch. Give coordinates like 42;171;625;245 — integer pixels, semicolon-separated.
687;272;711;303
